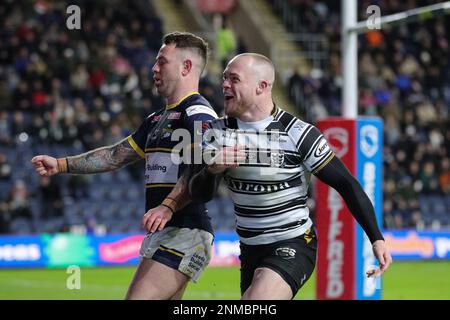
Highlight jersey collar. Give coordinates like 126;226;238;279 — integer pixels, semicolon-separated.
166;91;199;110
271;103;282;119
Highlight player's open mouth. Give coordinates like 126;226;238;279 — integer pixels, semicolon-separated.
224;94;234;101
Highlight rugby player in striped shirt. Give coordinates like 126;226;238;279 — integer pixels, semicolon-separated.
189;53;392;300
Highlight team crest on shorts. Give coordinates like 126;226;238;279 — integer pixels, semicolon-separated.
275;247;296;259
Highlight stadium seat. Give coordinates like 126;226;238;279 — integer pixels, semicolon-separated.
9;218;33;235
63;204;80;218
98;173;114;183
433;197;447;215
89;186;105;200
126;186;141;200
66;215;85;226
105;218;130;234
117;205;133;219
0;181;10;200
115;170;130;183
108;187;125;201
34;217;65;233
419;196;432;215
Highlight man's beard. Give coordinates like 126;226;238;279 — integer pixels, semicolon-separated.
225;102;243;118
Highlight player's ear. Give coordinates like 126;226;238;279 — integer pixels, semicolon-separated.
256;80;269;94
182;59;193;76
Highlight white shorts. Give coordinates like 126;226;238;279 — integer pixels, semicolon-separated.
139;227;214;283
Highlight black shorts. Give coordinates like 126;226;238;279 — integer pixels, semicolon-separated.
239;229;317;298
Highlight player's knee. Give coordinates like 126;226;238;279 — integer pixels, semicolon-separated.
241;286;266;300
241;288;256;300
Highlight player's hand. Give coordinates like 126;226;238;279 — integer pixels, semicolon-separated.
141;205;173;233
31;155;59;176
366;240;393;278
206;145;246;175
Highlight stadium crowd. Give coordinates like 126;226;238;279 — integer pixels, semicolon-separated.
0;0;448;234
0;0;225;234
271;0;450;230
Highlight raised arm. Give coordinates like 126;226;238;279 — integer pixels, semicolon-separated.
31;137;142;176
314;155;393;277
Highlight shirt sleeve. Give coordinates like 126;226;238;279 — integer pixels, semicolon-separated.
127;112;155;158
201;121;224;165
183;105;218;159
315;156;384;243
184;104;218;137
295;124;334;173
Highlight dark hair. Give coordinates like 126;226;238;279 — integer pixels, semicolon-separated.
163;31;209;71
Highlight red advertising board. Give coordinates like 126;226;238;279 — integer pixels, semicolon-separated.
316;119;356;299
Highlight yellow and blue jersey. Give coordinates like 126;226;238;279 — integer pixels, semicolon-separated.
128;92;218;233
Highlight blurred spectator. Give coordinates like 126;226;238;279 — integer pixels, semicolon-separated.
8;180;32;221
420;161;440;195
214;14;237;69
200;76;224;116
275;0;450;229
0;111;12;145
0;80;11;110
0;153;11;181
0;0;170;234
67;175;90;200
85;216;106;235
0;0;447;234
0;201;10;234
11;111;27;138
38;176;63;219
439;158;450;195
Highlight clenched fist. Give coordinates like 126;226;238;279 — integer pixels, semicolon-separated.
31;155;60;176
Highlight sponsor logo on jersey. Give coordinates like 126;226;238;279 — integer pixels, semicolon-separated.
146;163;167;173
314;138;329;157
163;128;173;139
168;112;181;120
225;177;291;193
145;153;179;184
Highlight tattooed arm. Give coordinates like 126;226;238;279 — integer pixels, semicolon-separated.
31;137;142;176
161;165;197;212
67;138;141;174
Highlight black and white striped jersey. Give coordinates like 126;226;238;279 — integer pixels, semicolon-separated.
203;107;334;245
